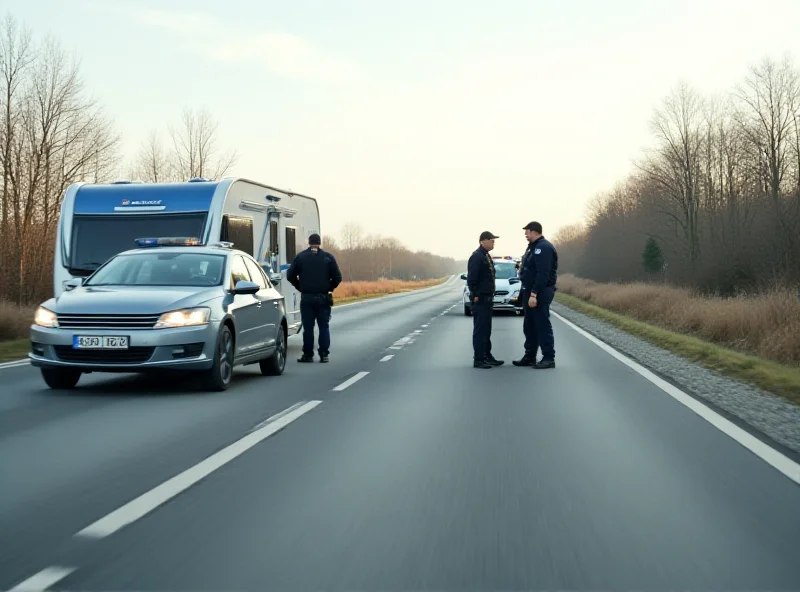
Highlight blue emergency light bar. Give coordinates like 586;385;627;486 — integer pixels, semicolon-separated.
134;237;202;247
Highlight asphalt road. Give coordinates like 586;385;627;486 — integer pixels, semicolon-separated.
2;276;800;591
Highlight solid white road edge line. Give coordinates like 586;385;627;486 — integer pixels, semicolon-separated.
552;311;800;485
74;400;323;540
380;355;394;362
332;371;369;391
0;359;29;369
9;566;76;592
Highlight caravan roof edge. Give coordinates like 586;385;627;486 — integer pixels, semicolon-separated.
222;177;319;204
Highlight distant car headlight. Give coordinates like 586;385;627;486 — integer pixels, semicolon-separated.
154;307;211;329
34;306;59;328
512;290;520;298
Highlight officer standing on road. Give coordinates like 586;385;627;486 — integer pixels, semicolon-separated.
513;221;557;369
287;233;342;364
467;231;504;369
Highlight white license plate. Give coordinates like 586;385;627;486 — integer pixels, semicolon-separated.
493;296;504;303
73;335;129;349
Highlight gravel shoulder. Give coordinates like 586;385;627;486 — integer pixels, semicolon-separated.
552;301;800;458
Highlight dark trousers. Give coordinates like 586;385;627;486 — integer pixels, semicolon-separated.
472;296;493;361
522;287;555;360
300;294;331;356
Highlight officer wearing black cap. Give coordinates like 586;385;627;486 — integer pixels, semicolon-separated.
466;231;504;369
287;233;342;363
513;221;557;369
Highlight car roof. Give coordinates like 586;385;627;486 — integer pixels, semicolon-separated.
115;245;248;257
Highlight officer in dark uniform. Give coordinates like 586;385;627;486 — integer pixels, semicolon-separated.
513;221;557;369
467;231;504;369
287;233;342;363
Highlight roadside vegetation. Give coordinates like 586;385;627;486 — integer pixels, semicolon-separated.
333;278;447;304
556;275;800;402
547;52;800;403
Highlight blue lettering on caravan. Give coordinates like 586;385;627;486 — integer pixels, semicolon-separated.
73;182;219;215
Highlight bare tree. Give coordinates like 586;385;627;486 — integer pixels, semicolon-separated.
636;81;705;265
733;55;800;272
0;18;120;304
0;14;34;290
132;129;176;182
169;107;237;180
339;221;363;250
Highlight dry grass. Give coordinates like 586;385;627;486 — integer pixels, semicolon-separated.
333;278;447;304
0;300;35;342
558;274;800;367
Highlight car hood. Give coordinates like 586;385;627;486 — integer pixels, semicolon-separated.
51;285;223;314
495;279;521;290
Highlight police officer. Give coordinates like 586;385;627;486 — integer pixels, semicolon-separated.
287;233;343;363
513;221;557;369
467;231;504;369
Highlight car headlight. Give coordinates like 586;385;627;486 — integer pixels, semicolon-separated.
512;290;520;298
34;306;59;328
154;307;211;329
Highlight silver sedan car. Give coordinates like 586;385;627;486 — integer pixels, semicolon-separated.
29;239;288;391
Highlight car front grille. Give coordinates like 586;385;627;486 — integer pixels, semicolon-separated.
56;314;161;330
54;346;155;364
495;290;509;296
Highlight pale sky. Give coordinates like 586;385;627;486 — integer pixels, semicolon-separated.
6;0;800;259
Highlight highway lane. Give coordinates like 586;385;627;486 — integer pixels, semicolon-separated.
4;282;800;590
0;277;463;590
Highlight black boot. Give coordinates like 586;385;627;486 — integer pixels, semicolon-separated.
533;359;555;369
473;358;493;369
512;352;536;366
486;355;504;366
297;354;314;363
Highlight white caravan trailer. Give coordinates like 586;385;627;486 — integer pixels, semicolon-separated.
53;178;321;335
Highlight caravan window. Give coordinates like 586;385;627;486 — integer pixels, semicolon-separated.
220;215;254;256
286;227;297;261
70;213;207;275
269;220;279;256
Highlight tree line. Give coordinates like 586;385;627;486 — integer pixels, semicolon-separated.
323;222;463;282
0;14;458;305
553;54;800;295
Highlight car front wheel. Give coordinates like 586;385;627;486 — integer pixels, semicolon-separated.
41;368;81;389
464;303;472;316
260;325;286;376
202;325;234;391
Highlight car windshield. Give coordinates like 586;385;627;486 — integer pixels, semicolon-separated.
85;251;226;287
494;262;517;280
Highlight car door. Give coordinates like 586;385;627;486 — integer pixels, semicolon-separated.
243;255;280;351
228;255;263;357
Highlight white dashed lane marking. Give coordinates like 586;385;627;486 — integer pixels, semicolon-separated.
332;372;370;392
9;566;76;591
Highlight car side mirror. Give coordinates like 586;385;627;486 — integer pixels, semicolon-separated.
269;272;282;284
232;280;260;295
460;273;467;280
64;278;84;291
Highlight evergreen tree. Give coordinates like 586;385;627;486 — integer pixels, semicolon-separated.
642;237;664;274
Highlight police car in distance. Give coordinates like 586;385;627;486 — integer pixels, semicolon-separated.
460;256;523;316
29;237;288;392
